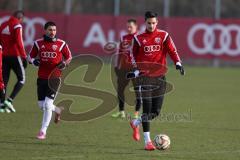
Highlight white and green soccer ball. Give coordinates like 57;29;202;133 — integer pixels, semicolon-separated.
153;134;171;150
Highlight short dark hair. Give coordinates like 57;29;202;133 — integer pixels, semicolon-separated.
13;10;24;19
127;19;137;24
44;21;56;30
145;11;158;21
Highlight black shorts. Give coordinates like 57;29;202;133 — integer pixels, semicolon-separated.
115;67;140;91
134;76;166;99
37;78;61;101
3;56;25;84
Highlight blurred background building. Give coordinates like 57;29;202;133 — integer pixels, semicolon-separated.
1;0;240;18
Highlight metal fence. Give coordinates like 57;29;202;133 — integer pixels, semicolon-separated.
1;0;240;19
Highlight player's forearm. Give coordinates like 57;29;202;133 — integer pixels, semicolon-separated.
166;39;181;64
27;55;35;63
130;41;139;68
17;43;27;58
28;44;39;63
62;44;72;65
169;51;181;65
167;47;185;75
16;28;27;58
64;57;72;65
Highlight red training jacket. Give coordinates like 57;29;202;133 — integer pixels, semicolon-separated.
0;16;26;58
0;45;4;90
115;33;137;70
29;37;72;79
132;29;181;77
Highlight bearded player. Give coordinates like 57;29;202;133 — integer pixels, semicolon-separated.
28;21;72;140
128;11;185;150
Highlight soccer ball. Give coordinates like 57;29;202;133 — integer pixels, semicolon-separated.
153;134;171;150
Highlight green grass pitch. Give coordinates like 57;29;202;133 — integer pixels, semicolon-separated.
0;63;240;160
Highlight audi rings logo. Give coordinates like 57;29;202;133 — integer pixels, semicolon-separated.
0;16;46;47
144;45;161;53
188;23;240;56
120;40;131;50
41;52;57;58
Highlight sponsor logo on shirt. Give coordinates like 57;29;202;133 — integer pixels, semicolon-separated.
144;45;161;53
41;52;57;58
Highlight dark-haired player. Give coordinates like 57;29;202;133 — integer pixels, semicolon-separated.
0;10;27;112
112;19;141;119
28;21;72;140
128;11;185;150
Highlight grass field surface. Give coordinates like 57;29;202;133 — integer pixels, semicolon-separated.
0;62;239;160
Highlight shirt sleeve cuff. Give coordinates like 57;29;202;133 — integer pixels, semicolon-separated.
176;62;182;66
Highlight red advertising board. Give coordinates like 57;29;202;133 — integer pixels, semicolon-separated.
1;12;240;61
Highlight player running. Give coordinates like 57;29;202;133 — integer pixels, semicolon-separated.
0;45;6;113
111;19;141;119
28;21;72;140
128;11;185;151
0;10;27;112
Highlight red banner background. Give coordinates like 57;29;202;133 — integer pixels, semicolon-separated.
1;12;240;61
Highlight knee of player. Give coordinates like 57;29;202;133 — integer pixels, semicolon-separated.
18;73;26;84
43;97;55;110
44;101;52;110
19;79;26;84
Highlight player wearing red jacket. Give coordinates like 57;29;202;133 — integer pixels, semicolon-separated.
28;21;72;140
0;11;27;112
0;45;6;113
111;19;141;119
128;11;185;151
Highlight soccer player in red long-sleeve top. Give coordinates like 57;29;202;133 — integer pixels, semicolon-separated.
111;19;141;119
28;21;72;140
0;11;27;112
0;45;6;113
128;11;185;151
